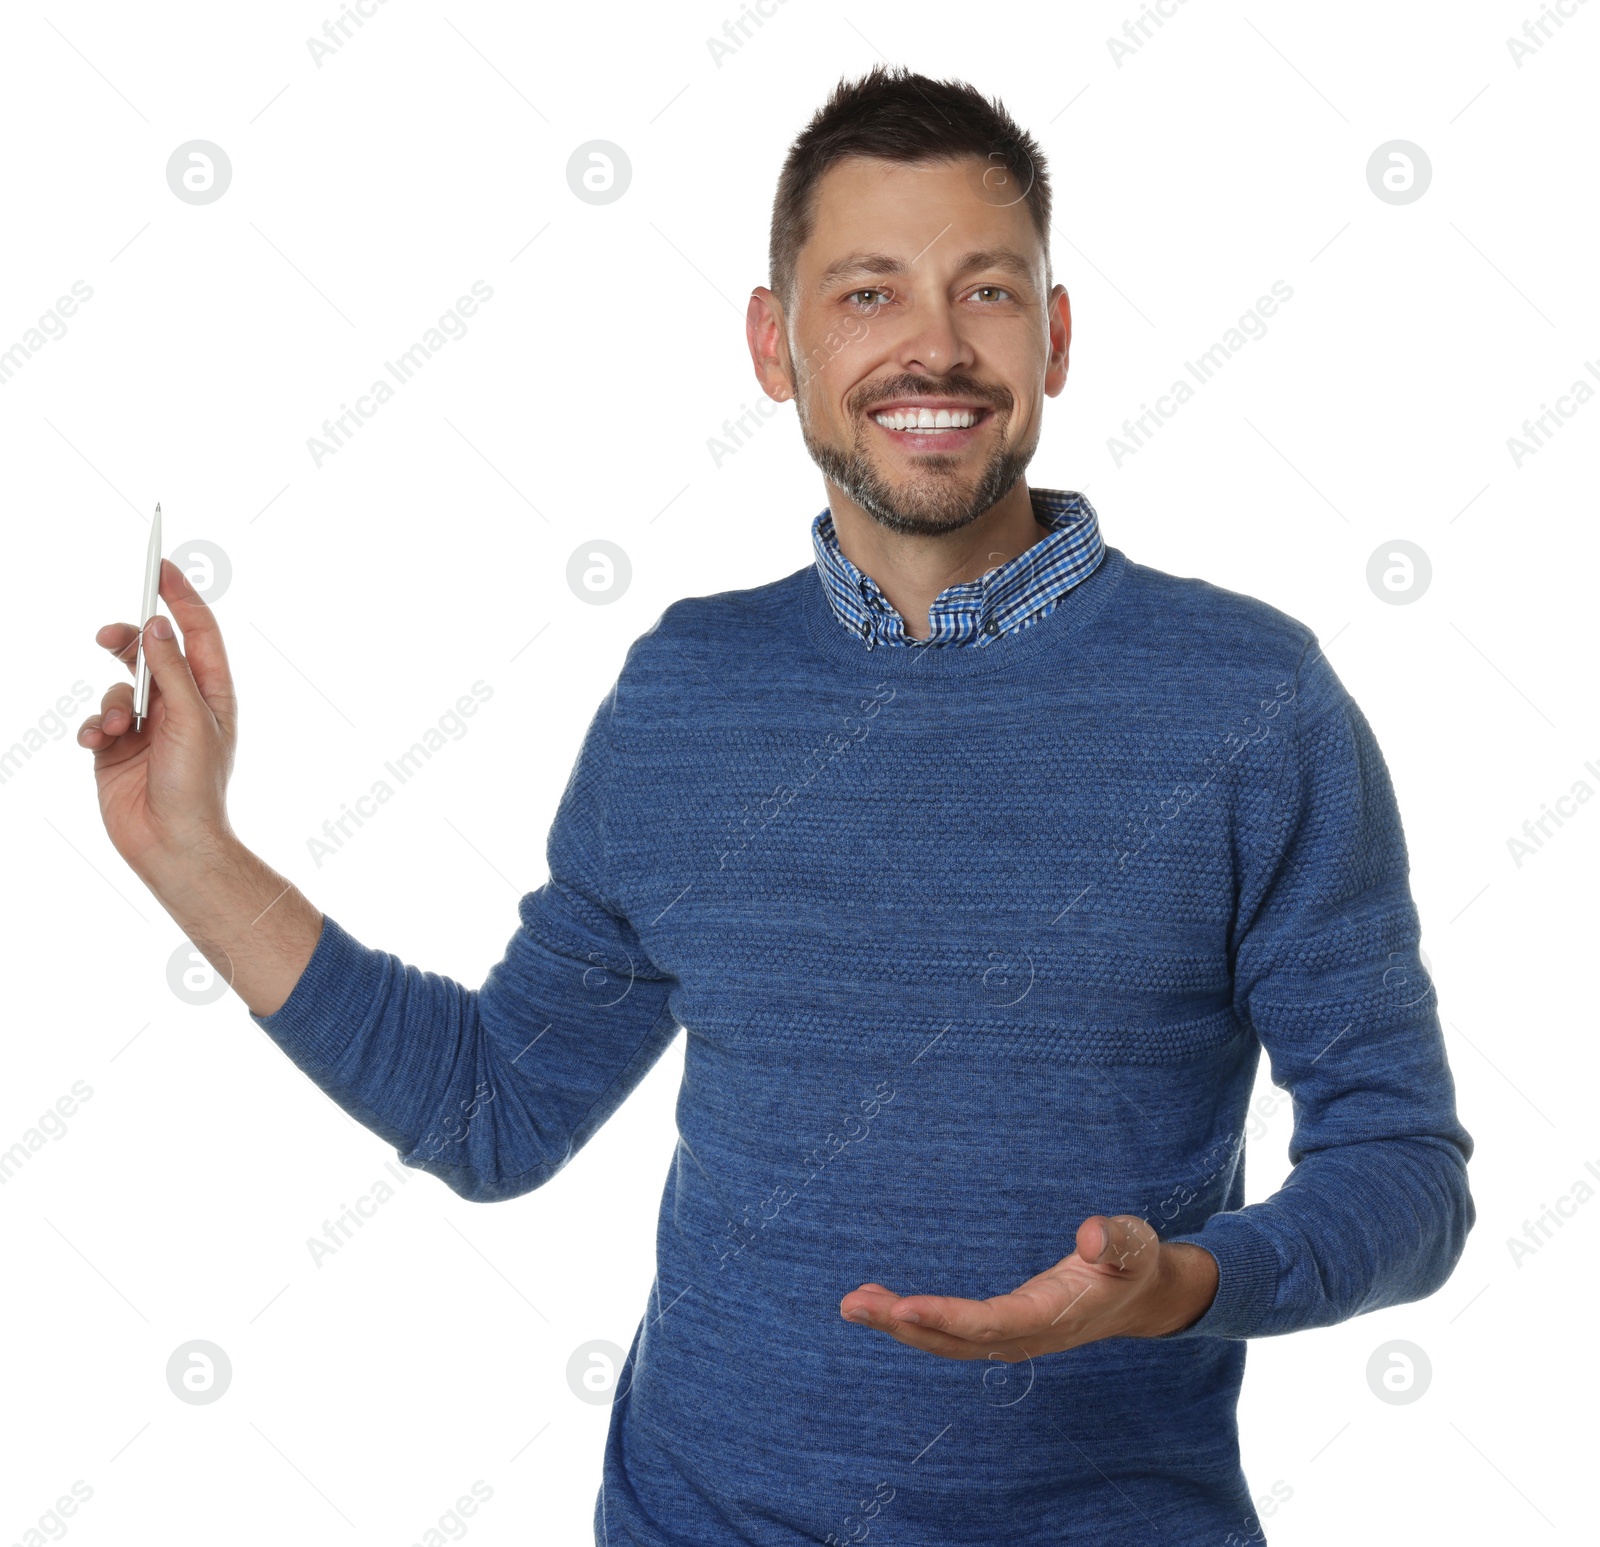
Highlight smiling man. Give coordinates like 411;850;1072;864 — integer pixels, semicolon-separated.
81;65;1473;1547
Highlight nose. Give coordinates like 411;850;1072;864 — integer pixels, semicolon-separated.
893;294;975;378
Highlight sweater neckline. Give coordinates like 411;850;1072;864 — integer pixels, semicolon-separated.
799;542;1127;679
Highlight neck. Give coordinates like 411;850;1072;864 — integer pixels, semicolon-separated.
824;479;1049;640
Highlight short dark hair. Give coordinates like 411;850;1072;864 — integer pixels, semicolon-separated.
768;65;1053;316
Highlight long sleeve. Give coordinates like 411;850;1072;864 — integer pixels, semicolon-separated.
1165;640;1475;1339
248;680;680;1202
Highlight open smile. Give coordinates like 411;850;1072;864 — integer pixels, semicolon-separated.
867;403;994;451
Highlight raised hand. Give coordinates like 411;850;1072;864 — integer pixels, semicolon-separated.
840;1214;1218;1361
78;557;239;872
77;556;321;1016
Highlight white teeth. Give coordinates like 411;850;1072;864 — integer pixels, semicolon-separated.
872;407;979;431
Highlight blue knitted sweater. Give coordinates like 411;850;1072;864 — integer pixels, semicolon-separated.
251;541;1475;1546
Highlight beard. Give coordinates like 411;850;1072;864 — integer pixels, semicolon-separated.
798;385;1038;538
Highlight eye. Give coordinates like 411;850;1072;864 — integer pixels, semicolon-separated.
970;285;1014;303
845;287;893;310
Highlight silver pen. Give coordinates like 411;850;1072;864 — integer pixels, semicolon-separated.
131;503;163;732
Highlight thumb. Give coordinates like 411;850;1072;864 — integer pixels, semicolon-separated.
1077;1214;1159;1274
142;614;207;724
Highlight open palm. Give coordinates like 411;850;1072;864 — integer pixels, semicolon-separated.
840;1213;1217;1361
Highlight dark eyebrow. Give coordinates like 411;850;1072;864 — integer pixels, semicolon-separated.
814;247;1037;295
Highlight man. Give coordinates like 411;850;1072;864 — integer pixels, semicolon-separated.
81;65;1472;1547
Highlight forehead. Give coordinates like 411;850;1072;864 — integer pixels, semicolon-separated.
798;154;1043;289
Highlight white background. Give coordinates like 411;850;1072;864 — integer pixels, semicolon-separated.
1;2;1595;1542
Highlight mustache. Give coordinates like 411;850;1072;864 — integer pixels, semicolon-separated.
852;379;1012;415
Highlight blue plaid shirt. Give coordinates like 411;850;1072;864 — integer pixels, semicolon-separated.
811;486;1105;649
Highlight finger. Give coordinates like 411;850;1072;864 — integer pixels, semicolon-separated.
78;701;151;751
96;622;142;676
1077;1214;1159;1274
80;668;157;745
842;1286;1055;1360
841;1285;923;1329
876;1321;1006;1359
899;1290;1047;1342
851;1281;1049;1344
77;711;113;748
157;559;235;718
140;612;208;726
98;681;135;737
841;1285;900;1321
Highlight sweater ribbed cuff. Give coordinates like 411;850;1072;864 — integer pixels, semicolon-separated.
1161;1211;1283;1340
248;913;371;1071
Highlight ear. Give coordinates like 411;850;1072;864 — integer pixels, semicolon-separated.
747;286;795;403
1043;283;1072;398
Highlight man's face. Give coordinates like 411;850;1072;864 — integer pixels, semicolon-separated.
751;154;1070;538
